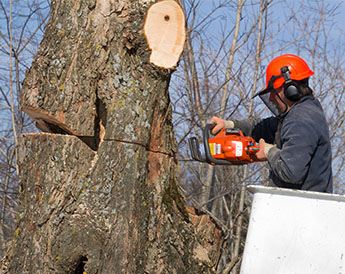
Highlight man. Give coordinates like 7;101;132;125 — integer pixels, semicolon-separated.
210;54;333;193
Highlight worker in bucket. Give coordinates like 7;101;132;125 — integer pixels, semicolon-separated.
210;54;333;193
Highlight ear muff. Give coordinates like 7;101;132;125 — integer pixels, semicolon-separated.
280;66;302;101
284;81;302;101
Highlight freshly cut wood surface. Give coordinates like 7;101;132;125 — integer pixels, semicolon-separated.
144;0;186;69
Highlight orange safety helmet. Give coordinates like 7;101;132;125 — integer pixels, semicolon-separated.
254;54;314;97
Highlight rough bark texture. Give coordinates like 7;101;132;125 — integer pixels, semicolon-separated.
1;1;223;273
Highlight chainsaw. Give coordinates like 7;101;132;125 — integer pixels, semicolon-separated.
188;124;261;165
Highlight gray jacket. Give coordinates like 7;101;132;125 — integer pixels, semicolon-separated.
233;95;333;193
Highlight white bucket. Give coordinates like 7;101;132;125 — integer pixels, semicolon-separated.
240;185;345;274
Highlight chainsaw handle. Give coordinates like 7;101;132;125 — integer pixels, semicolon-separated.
204;124;241;165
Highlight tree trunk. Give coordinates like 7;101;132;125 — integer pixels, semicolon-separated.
1;1;223;273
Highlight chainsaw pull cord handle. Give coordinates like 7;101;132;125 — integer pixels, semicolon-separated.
204;124;242;165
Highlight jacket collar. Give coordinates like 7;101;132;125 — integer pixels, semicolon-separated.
278;94;314;120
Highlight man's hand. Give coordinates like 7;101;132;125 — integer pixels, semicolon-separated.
209;116;234;134
256;138;274;161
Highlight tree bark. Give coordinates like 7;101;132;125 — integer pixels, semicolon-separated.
1;1;223;273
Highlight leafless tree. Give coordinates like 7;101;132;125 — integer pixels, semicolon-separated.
0;0;50;257
1;1;225;272
171;0;345;272
0;0;344;272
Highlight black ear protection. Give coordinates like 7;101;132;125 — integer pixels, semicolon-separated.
280;66;302;101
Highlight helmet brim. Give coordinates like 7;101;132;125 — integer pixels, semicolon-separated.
252;87;272;99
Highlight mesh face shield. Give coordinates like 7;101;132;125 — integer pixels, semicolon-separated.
253;73;288;117
259;92;279;117
259;90;288;117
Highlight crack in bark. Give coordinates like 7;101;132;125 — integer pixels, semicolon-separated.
99;9;121;18
74;256;88;274
102;137;174;157
93;87;102;150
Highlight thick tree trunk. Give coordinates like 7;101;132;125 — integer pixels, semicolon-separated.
1;1;223;273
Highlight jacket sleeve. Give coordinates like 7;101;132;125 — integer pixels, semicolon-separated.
233;117;278;143
266;118;318;185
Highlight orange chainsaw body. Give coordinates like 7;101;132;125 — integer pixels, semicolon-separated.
208;128;260;164
188;124;261;165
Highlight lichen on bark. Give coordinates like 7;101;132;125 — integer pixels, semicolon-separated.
1;1;224;273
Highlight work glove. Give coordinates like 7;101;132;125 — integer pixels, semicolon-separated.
209;116;234;134
256;138;275;161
